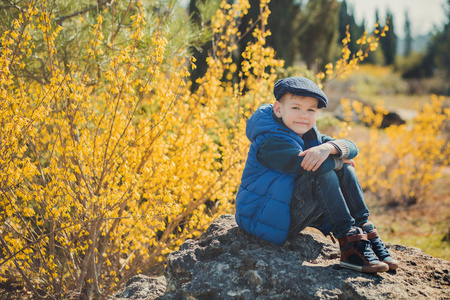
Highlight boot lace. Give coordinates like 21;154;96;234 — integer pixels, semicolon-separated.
369;236;390;259
354;240;379;263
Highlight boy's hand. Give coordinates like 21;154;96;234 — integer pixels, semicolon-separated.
299;143;336;171
343;159;356;168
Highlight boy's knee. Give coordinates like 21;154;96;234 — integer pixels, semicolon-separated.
343;163;354;171
316;169;339;183
335;163;361;185
341;163;357;177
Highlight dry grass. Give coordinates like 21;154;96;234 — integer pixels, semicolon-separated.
368;169;450;261
343;106;450;261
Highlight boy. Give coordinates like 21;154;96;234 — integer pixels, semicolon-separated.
235;76;398;273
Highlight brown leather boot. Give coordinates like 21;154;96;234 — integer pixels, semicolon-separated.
338;227;389;273
361;221;399;270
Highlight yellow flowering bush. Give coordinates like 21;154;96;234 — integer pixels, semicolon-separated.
340;96;450;205
317;23;389;88
0;0;281;298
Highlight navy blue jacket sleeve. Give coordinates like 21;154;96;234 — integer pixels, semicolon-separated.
256;137;337;175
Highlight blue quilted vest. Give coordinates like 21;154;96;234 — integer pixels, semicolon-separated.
235;104;321;246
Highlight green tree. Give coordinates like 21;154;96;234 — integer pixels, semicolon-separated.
404;10;412;56
238;0;339;70
338;0;365;56
266;0;302;66
188;0;220;92
402;0;450;80
296;0;340;70
380;10;397;65
433;0;450;78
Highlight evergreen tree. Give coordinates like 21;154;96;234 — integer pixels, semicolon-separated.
266;0;302;66
238;0;303;67
365;9;385;65
238;0;339;70
296;0;340;70
403;0;450;80
433;0;450;78
338;0;352;44
380;10;397;65
404;10;412;56
188;0;217;92
338;0;364;56
236;0;260;81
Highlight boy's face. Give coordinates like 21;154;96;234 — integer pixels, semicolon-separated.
273;93;319;137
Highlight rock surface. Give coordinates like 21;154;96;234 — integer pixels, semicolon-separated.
112;214;450;300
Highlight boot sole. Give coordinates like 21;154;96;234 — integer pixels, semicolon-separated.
340;261;389;273
386;262;399;270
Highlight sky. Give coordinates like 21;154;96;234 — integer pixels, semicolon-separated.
345;0;448;38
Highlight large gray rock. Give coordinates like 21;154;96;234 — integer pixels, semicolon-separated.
113;214;450;300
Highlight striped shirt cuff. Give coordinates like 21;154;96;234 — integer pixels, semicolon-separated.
328;140;350;159
333;157;344;170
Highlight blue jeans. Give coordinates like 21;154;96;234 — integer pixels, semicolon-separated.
288;164;370;239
